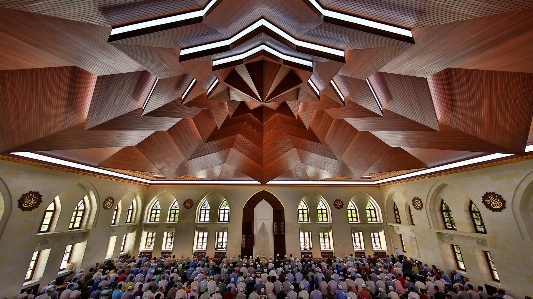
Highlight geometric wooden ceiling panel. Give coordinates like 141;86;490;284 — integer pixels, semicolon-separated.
1;0;533;183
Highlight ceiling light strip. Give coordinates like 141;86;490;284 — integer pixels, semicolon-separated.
212;44;313;68
182;78;196;100
181;18;344;58
110;0;218;36
307;0;412;38
207;78;219;95
142;78;159;111
308;79;320;96
366;79;383;112
330;79;344;103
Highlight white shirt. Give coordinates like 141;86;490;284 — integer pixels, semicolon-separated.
408;292;420;299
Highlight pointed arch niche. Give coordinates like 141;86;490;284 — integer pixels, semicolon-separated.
242;190;285;258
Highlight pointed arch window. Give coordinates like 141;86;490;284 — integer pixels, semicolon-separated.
112;203;119;225
347;200;359;223
366;201;378;223
126;202;135;223
69;198;86;230
408;206;415;226
168;200;180;222
298;200;309;222
469;201;486;234
148;201;161;222
39;200;57;233
198;201;210;222
317;200;329;222
441;200;456;230
393;203;401;224
218;200;230;222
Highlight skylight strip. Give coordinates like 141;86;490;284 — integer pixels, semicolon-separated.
266;180;376;185
142;78;159;111
330;79;344;103
211;44;313;67
10;152;151;183
149;180;260;185
180;18;344;58
307;0;412;37
110;0;218;35
207;78;219;95
308;79;320;95
366;79;382;112
182;78;196;100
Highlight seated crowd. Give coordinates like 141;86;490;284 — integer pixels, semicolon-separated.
18;252;526;299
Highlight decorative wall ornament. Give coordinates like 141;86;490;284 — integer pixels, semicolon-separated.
482;192;506;212
412;197;423;210
184;199;194;209
39;239;50;245
103;196;115;210
333;199;344;209
72;234;82;240
18;191;43;211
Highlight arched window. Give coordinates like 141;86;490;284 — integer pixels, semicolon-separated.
408;206;415;226
111;203;119;225
441;200;456;230
366;201;378;223
469;201;486;234
393;202;401;224
69;198;86;230
148;201;161;222
218;200;230;222
168;200;179;222
298;200;309;223
347;200;359;223
317;200;329;222
198;201;210;222
38;200;56;233
126;202;135;223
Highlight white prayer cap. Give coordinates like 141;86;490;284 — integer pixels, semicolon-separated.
337;285;342;289
290;285;294;290
378;288;384;292
389;286;394;290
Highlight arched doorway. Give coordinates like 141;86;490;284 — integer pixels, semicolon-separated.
242;190;285;257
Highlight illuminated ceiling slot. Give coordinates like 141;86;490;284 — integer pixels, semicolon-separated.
366;78;382;112
330;79;344;103
182;78;196;100
308;79;320;96
142;78;159;111
212;44;313;68
207;78;219;95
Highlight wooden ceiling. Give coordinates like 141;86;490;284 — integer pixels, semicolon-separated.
1;0;533;183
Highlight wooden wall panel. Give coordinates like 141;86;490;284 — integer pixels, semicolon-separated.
339;47;407;80
344;110;435;132
0;67;95;152
333;75;382;115
429;68;533;153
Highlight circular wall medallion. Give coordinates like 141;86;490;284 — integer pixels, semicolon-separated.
103;196;115;210
412;197;423;210
333;199;343;209
184;199;194;209
482;192;506;212
18;191;43;211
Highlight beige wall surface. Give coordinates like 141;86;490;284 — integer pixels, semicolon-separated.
1;157;533;298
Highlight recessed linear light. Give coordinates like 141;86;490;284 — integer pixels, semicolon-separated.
182;78;196;100
212;44;313;68
308;79;320;96
330;79;344;103
110;0;218;36
142;78;159;112
366;78;383;112
307;0;412;39
207;78;219;95
180;18;344;59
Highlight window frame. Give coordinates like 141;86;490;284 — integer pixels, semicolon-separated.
408;206;415;226
351;231;364;251
25;250;41;281
299;231;312;251
69;198;86;230
38;200;56;233
399;234;406;252
168;200;180;222
393;202;401;224
144;232;156;250
451;244;466;271
370;232;382;250
469;201;487;234
195;231;208;251
163;232;175;250
148;201;161;222
111;204;119;225
484;251;499;281
441;200;457;230
215;231;228;250
59;244;74;271
120;234;127;252
319;231;332;251
366;201;378;223
126;202;135;223
317;200;329;222
218;200;230;223
298;200;309;223
198;201;210;223
347;201;359;223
